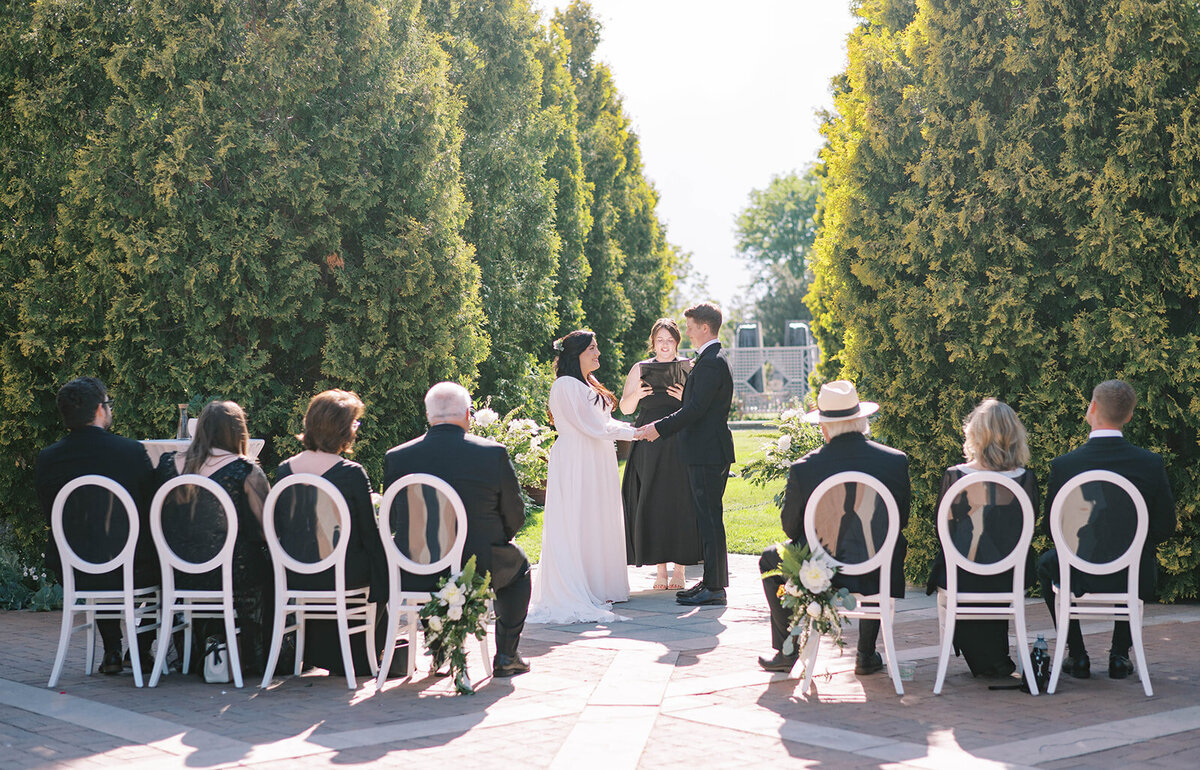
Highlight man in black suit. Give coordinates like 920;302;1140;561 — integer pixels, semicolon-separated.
638;302;736;606
1038;380;1175;680
34;377;158;675
383;382;532;677
757;380;910;675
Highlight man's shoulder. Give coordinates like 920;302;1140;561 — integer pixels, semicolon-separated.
386;433;428;457
1056;437;1163;468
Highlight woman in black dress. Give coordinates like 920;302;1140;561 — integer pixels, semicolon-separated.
620;318;703;590
275;389;391;676
155;400;272;675
926;398;1039;678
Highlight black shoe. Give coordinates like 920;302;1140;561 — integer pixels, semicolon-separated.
676;581;706;599
1109;654;1133;679
676;586;726;606
99;650;123;675
758;651;798;673
1062;652;1091;679
855;651;884;675
493;654;530;678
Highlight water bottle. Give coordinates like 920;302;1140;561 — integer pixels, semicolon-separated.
1030;634;1050;691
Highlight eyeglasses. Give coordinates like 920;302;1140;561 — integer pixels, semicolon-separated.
101;398;114;409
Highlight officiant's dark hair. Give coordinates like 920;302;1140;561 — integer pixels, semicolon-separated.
647;318;681;355
551;330;616;424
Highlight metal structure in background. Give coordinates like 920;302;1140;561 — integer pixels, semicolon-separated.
683;320;820;413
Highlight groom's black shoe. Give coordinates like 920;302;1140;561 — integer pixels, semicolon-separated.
676;586;726;606
758;651;798;673
676;581;706;599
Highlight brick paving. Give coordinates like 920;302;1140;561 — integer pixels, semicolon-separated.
1;554;1198;768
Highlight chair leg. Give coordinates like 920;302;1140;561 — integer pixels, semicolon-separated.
260;601;289;689
799;635;821;696
480;633;493;678
933;605;957;695
149;601;174;688
84;609;96;676
1013;604;1038;696
224;602;243;689
1129;600;1153;697
879;606;904;696
125;601;144;688
408;613;419;678
47;607;77;688
182;610;194;675
335;605;357;690
376;602;403;691
365;602;379;677
1047;595;1070;694
294;603;307;677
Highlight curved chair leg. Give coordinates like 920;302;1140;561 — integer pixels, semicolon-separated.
224;602;243;689
1129;600;1152;697
336;605;357;690
260;602;289;688
933;605;957;695
149;600;174;688
879;605;904;696
376;601;403;691
1013;603;1038;695
799;635;821;696
47;607;77;688
1047;592;1070;694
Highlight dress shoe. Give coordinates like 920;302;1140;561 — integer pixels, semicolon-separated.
99;650;123;675
676;581;706;599
676;586;726;606
1062;652;1091;678
492;654;530;678
1109;654;1133;679
758;651;798;673
855;651;884;675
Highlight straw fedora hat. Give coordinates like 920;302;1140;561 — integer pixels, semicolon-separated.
803;380;879;423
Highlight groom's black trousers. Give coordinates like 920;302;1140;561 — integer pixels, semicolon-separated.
687;464;730;589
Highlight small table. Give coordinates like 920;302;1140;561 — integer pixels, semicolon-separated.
140;439;266;467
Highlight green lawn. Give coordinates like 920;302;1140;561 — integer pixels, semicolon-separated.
515;429;785;564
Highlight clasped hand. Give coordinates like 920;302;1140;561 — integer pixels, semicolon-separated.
634;423;660;442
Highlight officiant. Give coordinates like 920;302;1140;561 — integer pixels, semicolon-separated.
619;318;703;590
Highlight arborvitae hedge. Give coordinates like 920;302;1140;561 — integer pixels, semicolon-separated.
811;0;1200;599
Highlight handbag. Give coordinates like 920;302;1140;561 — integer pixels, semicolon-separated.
203;636;232;684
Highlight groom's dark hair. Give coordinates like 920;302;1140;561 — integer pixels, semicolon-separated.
684;302;723;334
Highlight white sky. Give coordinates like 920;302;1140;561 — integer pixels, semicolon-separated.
534;0;858;305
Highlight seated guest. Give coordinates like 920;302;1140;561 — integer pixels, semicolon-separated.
384;382;532;677
276;389;392;675
1038;380;1175;680
156;400;271;675
758;380;910;675
35;377;158;675
926;398;1038;678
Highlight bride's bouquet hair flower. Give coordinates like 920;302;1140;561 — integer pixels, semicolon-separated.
762;542;857;656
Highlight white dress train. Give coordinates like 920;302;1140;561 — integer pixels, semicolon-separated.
527;376;636;624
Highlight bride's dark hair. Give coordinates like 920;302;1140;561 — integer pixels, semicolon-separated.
550;330;616;424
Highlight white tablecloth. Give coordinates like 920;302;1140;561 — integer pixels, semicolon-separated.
140;439;266;467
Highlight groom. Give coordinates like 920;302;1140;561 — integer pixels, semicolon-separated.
638;302;735;606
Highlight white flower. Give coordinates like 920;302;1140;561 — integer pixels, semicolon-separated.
783;581;804;597
438;582;466;607
777;434;792;452
473;408;499;428
798;558;834;594
428;615;444;633
447;604;463;621
512;418;538;433
780;409;799;421
807;601;822;619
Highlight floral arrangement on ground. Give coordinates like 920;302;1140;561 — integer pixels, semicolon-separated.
419;554;495;694
762;541;856;656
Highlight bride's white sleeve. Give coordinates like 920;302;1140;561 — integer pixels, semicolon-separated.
550;379;637;440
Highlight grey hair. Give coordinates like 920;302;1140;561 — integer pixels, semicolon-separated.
424;381;471;423
823;416;870;439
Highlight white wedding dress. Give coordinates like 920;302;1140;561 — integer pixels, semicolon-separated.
527;376;636;624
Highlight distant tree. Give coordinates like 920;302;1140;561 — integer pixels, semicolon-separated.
734;168;822;345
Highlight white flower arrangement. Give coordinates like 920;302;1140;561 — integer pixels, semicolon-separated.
762;543;857;656
418;555;495;694
469;400;555;492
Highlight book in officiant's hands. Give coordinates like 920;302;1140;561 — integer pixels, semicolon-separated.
639;360;691;394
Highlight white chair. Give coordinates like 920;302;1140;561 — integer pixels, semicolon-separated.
375;473;491;689
260;474;377;690
1047;470;1152;696
47;475;161;688
799;471;904;696
147;474;242;688
932;472;1038;694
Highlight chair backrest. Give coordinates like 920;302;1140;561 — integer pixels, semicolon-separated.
1049;469;1148;589
377;473;468;578
263;474;353;579
51;475;140;588
936;471;1035;589
803;471;900;585
150;474;239;583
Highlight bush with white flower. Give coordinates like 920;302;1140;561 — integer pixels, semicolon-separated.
761;542;857;656
741;407;823;507
0;547;61;611
418;554;495;694
470;400;556;491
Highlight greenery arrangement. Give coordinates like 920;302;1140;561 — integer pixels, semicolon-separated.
740;410;824;507
418;555;495;695
470;404;556;490
810;0;1200;599
0;547;61;611
761;542;856;656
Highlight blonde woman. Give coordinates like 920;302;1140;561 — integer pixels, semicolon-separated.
925;398;1039;679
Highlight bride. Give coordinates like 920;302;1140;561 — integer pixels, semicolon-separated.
528;330;637;624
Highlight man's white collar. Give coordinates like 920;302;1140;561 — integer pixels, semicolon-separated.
1089;429;1123;438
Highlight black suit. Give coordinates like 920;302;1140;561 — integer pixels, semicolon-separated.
383;424;530;658
1038;434;1175;656
762;432;910;654
655;342;735;588
34;425;159;652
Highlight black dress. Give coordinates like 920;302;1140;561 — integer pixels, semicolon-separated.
275;458;395;676
622;360;704;567
155;452;272;675
925;465;1039;677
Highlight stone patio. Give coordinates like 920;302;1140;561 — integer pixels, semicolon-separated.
2;554;1198;768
